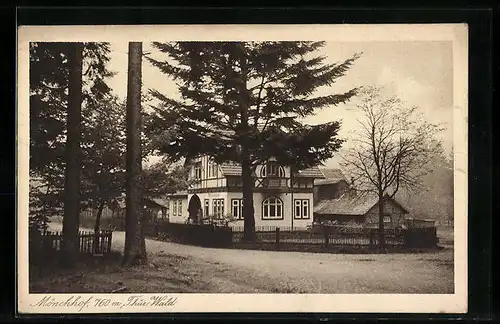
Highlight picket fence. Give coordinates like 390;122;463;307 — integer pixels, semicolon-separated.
31;230;113;255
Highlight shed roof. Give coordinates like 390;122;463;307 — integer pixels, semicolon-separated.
114;196;171;209
296;166;325;178
313;191;409;216
147;198;169;209
314;168;347;185
166;190;188;197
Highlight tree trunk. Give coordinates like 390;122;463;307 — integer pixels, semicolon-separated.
61;42;83;268
123;42;147;266
241;148;256;242
236;42;256;242
93;200;105;253
378;190;386;250
94;201;105;233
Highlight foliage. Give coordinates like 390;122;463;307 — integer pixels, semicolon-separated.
146;42;359;166
146;41;361;239
142;158;190;197
29;42;116;230
395;147;453;225
80;96;126;211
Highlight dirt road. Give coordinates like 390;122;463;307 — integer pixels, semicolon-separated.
47;223;454;294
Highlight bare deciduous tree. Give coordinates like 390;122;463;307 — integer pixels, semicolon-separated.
340;86;444;249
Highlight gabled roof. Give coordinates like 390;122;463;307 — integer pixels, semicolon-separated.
314;168;347;185
313;191;409;216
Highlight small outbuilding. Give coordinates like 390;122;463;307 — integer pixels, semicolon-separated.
313;191;410;229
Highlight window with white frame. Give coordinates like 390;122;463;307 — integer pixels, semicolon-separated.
204;199;209;217
262;196;283;219
383;214;392;223
177;200;183;217
232;199;244;219
194;162;202;180
172;200;177;217
261;162;285;178
294;199;310;219
212;199;224;218
208;161;218;178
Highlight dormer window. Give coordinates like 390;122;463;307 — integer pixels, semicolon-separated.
208;161;218;178
194;162;202;180
261;161;285;178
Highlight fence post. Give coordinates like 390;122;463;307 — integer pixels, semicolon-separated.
100;233;104;253
323;225;329;248
107;231;112;253
403;229;410;248
275;227;280;249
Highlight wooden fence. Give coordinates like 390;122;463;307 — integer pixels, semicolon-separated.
231;226;405;247
29;230;113;264
402;227;438;248
155;222;439;252
156;222;233;248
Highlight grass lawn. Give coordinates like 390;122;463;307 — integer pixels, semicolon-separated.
29;252;216;294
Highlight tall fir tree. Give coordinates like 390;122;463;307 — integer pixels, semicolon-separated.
123;42;147;266
61;42;84;268
147;42;360;241
30;42;114;181
29;42;114;267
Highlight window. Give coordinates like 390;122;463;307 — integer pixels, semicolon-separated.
212;199;225;218
194;162;202;180
177;200;183;217
294;199;310;219
172;200;177;217
208;162;218;178
293;179;309;188
383;215;392;223
204;199;209;217
262;197;283;219
227;177;243;187
261;162;285;178
232;199;244;219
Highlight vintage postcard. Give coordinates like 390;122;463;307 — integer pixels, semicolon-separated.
17;24;468;314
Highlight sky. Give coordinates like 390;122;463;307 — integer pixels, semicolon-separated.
105;41;454;169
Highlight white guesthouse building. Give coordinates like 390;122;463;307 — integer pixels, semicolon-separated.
184;155;325;229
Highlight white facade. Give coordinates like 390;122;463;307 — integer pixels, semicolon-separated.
186;155;324;230
167;192;188;224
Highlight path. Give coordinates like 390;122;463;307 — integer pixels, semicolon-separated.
48;223;454;293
